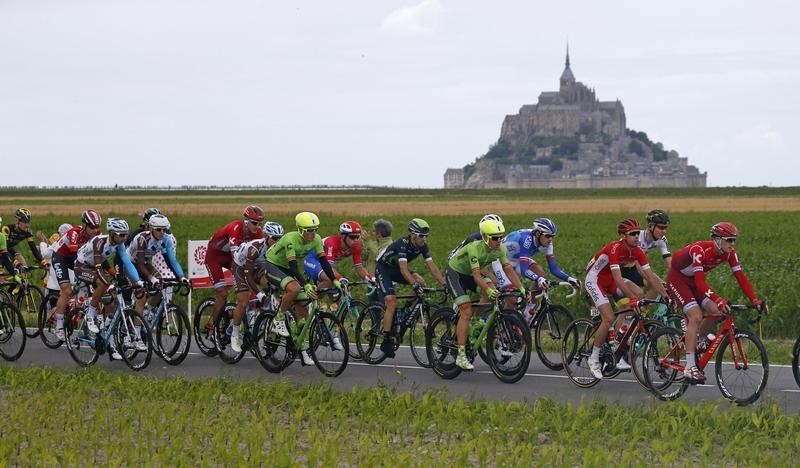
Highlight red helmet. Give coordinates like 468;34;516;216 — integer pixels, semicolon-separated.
711;222;738;238
81;210;101;228
243;205;265;222
617;218;641;234
339;220;362;235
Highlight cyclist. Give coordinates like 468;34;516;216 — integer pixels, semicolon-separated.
227;221;284;353
0;215;22;283
490;217;582;292
584;218;668;379
265;212;339;365
125;208;163;248
446;217;525;370
36;223;74;294
126;214;189;317
1;208;47;269
203;205;265;334
619;209;672;303
75;217;146;353
304;220;373;289
375;218;446;359
666;221;765;384
50;210;102;339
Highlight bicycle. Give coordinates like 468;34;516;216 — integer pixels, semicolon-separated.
64;280;154;371
426;290;530;383
642;302;768;406
324;281;368;361
211;293;273;365
38;282;92;349
142;280;192;365
355;286;448;368
523;281;577;371
193;296;233;357
561;298;668;388
0;266;45;338
0;294;25;361
255;287;349;377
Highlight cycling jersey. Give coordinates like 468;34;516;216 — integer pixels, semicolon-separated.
585;240;650;307
53;226;97;259
376;236;432;268
448;239;509;276
127;231;184;278
304;235;365;280
208;220;263;254
502;229;572;282
233;238;268;270
266;231;324;268
77;234;141;283
1;224;43;262
669;240;756;303
0;232;16;274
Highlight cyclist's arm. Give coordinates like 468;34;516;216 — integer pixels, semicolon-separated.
27;238;44;263
545;255;572;282
730;261;757;303
115;244;141;283
317;253;336;284
611;265;638;299
424;258;445;286
501;261;524;290
518;255;545;281
162;236;185;278
398;259;417;285
471;265;494;295
641;264;668;297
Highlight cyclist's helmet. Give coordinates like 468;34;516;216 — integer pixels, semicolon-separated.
148;214;170;230
58;223;73;236
532;217;557;236
339;220;362;235
15;208;32;223
243;205;265;223
106;217;129;234
617;218;641;234
263;221;284;237
143;207;161;221
479;219;505;238
295;212;320;232
82;210;101;229
408;218;431;236
646;209;670;225
710;222;738;238
479;213;504;225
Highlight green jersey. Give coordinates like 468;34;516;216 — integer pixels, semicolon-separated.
266;231;324;269
448;239;509;276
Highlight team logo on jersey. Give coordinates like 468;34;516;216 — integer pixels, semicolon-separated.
522;236;533;249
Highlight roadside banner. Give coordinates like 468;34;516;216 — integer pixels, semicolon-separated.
188;240;231;288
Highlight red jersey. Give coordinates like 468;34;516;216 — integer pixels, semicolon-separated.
207;220;263;254
670;240;756;302
53;226;99;258
323;235;364;267
585;239;650;280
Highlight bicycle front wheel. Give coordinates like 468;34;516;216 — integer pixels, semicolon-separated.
18;284;44;338
355;304;385;364
426;309;461;380
408;306;440;368
254;312;293;373
115;308;153;371
308;312;349;377
212;306;246;364
560;318;600;388
714;330;768;406
39;292;63;349
340;299;366;361
0;301;26;361
792;336;800;389
486;311;531;384
641;326;687;401
64;306;98;367
534;304;574;371
155;303;191;365
193;298;219;357
628;319;664;389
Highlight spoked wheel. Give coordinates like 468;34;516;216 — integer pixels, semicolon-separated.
155;303;191;365
485;311;531;384
792;336;800;389
408;306;439;368
64;306;98;367
533;304;574;371
193;298;219;357
426;309;462;380
254;312;294;373
340;299;366;361
355;304;385;364
561;318;600;388
628;319;664;389
212;306;246;364
308;312;349;377
114;308;153;371
0;301;26;361
18;284;44;338
714;330;768;406
39;292;63;349
642;326;687;401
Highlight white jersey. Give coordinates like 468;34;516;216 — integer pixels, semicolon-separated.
638;231;670;258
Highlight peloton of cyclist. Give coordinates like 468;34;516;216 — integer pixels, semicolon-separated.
375;218;446;359
1;208;47;269
265;212;340;365
666;222;766;384
446;217;526;370
50;210;103;340
227;221;284;353
584;218;668;379
304;220;374;289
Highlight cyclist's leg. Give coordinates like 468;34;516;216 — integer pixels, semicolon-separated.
205;249;231;323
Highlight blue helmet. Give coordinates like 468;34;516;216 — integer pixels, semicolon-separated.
532;217;557;236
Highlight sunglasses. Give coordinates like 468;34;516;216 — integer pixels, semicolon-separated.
347;235;360;240
246;220;260;225
416;234;428;239
542;234;555;239
655;224;669;230
489;235;504;242
114;232;128;237
722;237;737;243
626;231;641;237
302;228;318;233
270;235;283;241
152;228;166;233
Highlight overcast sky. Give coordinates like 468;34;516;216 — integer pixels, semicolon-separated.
2;1;797;188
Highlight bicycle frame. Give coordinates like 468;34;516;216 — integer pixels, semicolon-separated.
527;281;576;327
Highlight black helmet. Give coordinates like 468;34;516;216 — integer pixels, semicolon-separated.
646;209;670;225
143;207;161;221
15;208;32;223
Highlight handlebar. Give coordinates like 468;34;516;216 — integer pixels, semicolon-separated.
546;281;578;299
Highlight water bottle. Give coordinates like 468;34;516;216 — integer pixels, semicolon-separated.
680;317;687;332
246;308;256;328
616;315;633;342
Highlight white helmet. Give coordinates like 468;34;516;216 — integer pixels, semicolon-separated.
148;214;170;230
106;217;129;234
480;213;504;225
263;221;284;237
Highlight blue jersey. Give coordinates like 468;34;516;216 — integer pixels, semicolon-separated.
376;236;432;269
503;229;571;282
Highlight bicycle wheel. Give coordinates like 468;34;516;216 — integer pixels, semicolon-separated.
628;319;664;389
792;336;800;389
64;306;99;367
534;304;574;370
340;299;366;361
308;311;349;377
114;308;153;371
426;309;462;379
193;297;219;357
561;318;600;388
356;304;385;364
39;292;63;349
0;301;26;361
17;284;44;338
254;312;293;373
408;306;439;368
714;329;768;406
155;302;191;365
642;326;687;401
486;311;531;384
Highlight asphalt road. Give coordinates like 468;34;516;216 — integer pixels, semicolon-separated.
5;338;799;411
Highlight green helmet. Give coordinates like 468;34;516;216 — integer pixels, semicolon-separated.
295;212;320;231
479;219;505;237
408;218;430;235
